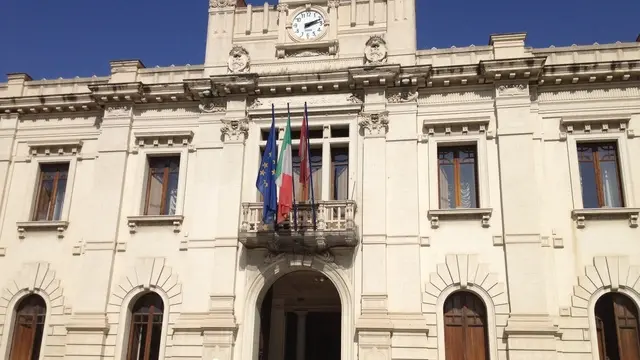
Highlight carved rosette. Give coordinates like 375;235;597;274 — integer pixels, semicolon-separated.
358;111;389;137
221;118;249;142
364;35;388;65
228;45;250;74
387;91;418;103
496;83;527;96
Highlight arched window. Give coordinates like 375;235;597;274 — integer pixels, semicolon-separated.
9;294;46;360
595;293;640;360
443;291;489;360
126;292;164;360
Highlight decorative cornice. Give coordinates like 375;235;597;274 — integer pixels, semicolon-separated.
0;93;98;115
199;98;226;113
88;82;144;104
358;111;389;137
538;60;640;86
210;0;236;9
479;57;547;81
387;91;418;103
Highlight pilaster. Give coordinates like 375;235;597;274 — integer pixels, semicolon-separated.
493;79;558;358
0;113;18;243
205;0;238;74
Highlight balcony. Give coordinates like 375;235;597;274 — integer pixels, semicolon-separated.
239;200;358;253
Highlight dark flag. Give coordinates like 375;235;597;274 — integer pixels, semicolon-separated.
256;105;278;225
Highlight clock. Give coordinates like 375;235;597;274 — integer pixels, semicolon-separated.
291;9;326;41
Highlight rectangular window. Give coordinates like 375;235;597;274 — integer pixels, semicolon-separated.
293;147;322;201
33;163;69;221
144;156;180;216
577;142;623;208
438;145;478;209
331;147;349;200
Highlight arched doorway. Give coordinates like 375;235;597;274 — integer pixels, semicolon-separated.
258;270;341;360
594;292;640;360
443;291;489;360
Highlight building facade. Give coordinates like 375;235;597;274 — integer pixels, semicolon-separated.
1;0;640;359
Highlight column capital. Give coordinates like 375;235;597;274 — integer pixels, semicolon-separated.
221;117;249;143
276;3;289;13
358;111;389;137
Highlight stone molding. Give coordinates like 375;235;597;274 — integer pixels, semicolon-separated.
423;254;509;317
108;257;182;313
210;0;236;9
0;262;68;335
571;256;640;317
358;111;389;137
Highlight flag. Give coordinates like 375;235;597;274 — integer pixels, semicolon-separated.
299;106;310;201
256;105;278;225
275;107;293;224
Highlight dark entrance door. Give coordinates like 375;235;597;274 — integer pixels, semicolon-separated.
306;312;341;360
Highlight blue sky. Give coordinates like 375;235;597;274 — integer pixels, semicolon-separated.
1;0;638;82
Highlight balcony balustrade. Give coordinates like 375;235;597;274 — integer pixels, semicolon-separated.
239;200;358;253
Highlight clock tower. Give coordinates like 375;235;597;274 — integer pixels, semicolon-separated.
204;0;417;75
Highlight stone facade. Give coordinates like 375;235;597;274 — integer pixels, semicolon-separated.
0;0;639;359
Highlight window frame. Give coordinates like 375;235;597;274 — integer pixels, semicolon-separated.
32;163;70;221
426;135;491;211
0;292;50;360
25;156;78;224
576;141;625;208
143;156;181;216
588;289;640;360
125;292;165;360
436;144;480;209
567;133;634;210
131;147;189;218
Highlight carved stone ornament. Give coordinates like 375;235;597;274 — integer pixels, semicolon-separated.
364;35;388;65
199;99;225;113
276;3;289;12
387;91;418;103
328;0;340;8
497;83;527;96
358;111;389;136
347;94;364;104
210;0;235;9
221;118;250;142
228;45;250;74
104;105;131;117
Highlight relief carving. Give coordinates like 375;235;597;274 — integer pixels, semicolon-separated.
387;91;418;103
328;0;340;8
358;111;389;136
221;118;249;142
210;0;235;9
347;94;364;104
497;83;527;96
199;99;225;113
364;35;388;65
228;45;250;74
276;3;289;12
104;105;131;117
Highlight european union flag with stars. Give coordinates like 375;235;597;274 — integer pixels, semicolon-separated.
256;106;278;225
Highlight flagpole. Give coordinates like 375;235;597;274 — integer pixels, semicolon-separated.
271;103;278;230
305;102;317;230
288;103;298;232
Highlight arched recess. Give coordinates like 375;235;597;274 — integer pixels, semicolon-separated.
423;254;508;360
108;258;182;360
240;253;354;360
0;262;67;358
570;256;640;360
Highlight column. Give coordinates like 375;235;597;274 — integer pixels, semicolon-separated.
268;299;286;360
296;311;307;360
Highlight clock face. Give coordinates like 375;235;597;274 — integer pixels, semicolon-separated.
291;10;325;41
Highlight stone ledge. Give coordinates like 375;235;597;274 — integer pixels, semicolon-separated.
17;220;69;239
571;208;640;229
428;208;492;229
65;313;109;333
127;215;184;234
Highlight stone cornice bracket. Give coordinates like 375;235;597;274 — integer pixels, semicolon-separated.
538;59;640;86
210;73;258;96
348;64;401;89
88;82;144;106
358;111;389;137
0;94;100;115
221;118;250;143
479;56;546;82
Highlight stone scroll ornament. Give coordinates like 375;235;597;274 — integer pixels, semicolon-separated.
364;35;388;65
228;45;250;74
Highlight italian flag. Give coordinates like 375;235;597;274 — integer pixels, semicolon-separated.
275;114;293;224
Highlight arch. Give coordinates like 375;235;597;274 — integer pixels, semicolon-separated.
240;253;354;360
8;294;47;360
571;256;640;360
125;292;165;360
0;262;66;360
443;291;490;360
109;258;181;360
424;254;507;360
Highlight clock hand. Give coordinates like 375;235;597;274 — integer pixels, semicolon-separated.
304;19;320;28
